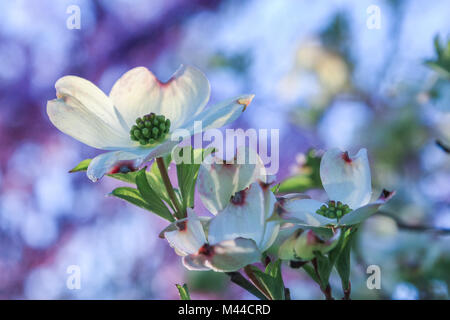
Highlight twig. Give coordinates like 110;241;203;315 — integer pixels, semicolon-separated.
378;211;450;235
436;139;450;153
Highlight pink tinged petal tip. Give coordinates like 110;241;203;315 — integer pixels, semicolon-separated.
341;151;352;163
378;189;395;202
237;94;255;111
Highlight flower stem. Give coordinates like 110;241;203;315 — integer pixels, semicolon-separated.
343;281;351;300
243;265;272;300
226;272;268;300
156;157;185;219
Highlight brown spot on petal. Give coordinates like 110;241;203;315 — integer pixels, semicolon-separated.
198;243;214;257
230;189;248;206
341;151;352;163
258;180;271;191
176;220;187;232
379;189;395;201
108;161;137;174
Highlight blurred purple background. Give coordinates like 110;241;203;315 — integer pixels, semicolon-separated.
0;0;449;299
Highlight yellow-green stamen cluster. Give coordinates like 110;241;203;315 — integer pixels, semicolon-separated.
316;200;352;219
130;113;171;145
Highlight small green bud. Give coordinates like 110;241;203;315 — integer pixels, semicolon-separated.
142;128;150;137
316;200;352;219
130;113;171;145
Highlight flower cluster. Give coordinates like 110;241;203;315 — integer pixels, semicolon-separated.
47;65;394;299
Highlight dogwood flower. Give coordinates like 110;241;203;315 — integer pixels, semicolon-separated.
160;148;279;272
279;148;394;227
47;65;254;181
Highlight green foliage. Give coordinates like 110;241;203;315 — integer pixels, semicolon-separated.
135;169;174;221
298;227;356;295
69;159;91;172
275;149;322;194
176;283;191;300
175;146;214;211
246;260;286;300
425;35;450;79
110;185;174;222
335;229;356;291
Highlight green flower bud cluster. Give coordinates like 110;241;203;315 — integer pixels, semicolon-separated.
130;113;171;145
316;200;352;219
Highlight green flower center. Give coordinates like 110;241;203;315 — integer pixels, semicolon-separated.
130;113;171;145
316;200;352;220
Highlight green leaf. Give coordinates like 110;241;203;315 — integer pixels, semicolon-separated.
107;171;139;184
275;149;322;194
176;283;191;300
110;186;174;222
135;169;174;222
313;252;331;289
226;272;268;300
335;228;357;291
69;159;92;173
425;35;450;80
302;264;320;284
247;260;286;300
175;146;214;210
146;154;174;209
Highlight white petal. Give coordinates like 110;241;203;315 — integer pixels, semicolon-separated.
208;183;267;247
109;65;210;129
320;148;372;209
164;209;207;256
184;238;260;272
182;255;210;271
338;189;395;226
86;140;178;181
179;94;255;134
55;75;126;131
259;184;280;251
281;198;336;227
197;147;265;214
47;96;130;150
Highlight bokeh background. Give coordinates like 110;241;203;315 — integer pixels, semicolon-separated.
0;0;449;300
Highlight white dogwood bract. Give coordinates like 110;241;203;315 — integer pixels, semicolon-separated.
47;65;254;181
197;146;267;215
161;149;279;272
281;148;394;227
